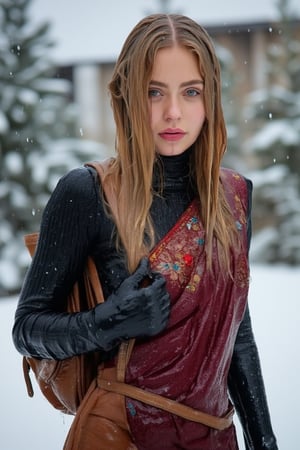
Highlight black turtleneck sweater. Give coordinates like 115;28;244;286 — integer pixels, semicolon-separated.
151;149;195;241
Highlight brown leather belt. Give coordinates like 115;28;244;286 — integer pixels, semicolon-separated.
98;367;234;431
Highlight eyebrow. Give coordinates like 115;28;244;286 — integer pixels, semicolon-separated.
149;79;204;88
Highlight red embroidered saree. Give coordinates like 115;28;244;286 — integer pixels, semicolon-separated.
125;169;250;450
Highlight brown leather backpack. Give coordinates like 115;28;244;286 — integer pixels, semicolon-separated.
22;160;122;415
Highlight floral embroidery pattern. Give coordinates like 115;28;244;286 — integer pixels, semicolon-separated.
149;170;250;292
150;201;205;292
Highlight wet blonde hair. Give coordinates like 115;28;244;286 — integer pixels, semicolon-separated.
106;14;237;273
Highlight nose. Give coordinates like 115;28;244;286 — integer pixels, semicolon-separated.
164;95;181;121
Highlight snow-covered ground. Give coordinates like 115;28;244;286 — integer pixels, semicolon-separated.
1;264;299;450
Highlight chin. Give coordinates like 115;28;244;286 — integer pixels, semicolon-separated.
156;147;189;157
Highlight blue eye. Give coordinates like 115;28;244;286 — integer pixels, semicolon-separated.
148;89;161;98
185;88;200;97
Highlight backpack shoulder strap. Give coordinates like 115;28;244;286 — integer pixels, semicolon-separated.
86;159;134;382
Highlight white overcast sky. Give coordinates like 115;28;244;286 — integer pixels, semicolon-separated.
30;0;300;64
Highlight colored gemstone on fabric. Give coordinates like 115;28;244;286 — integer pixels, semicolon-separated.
183;254;193;266
127;402;136;416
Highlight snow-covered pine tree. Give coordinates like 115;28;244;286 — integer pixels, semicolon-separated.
244;0;300;265
0;0;105;295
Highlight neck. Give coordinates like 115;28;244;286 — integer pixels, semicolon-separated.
153;148;194;195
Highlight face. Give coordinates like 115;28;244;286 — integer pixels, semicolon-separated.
149;45;205;156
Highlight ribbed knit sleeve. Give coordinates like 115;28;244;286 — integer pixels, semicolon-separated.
12;167;109;359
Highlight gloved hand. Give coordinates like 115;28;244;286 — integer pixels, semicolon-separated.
94;258;170;351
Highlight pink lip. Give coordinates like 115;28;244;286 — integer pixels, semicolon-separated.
159;128;186;142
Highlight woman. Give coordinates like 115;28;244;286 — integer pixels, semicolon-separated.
13;14;278;450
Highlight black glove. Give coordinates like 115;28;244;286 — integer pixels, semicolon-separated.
94;258;170;351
